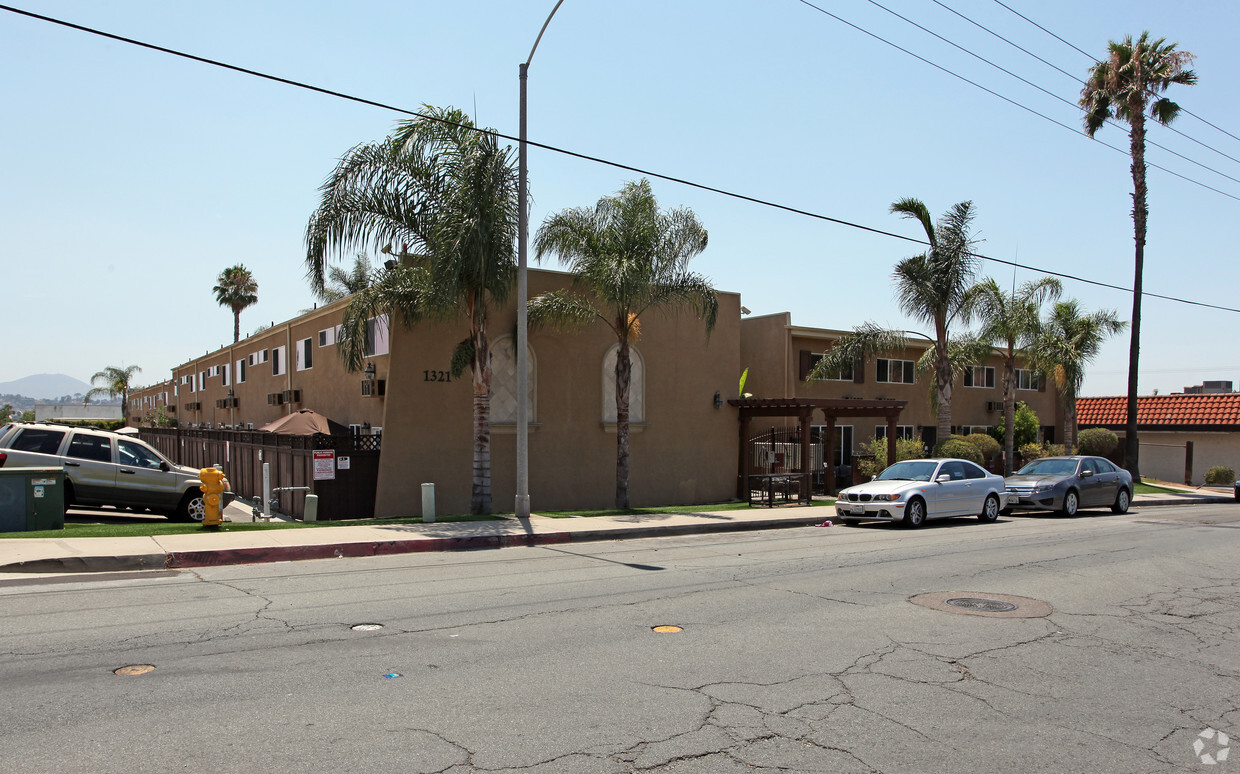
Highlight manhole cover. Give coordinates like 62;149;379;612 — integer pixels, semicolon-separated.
351;623;384;631
909;592;1052;618
652;625;683;633
114;664;156;676
945;597;1018;613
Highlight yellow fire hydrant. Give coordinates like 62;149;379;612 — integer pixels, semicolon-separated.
199;467;227;528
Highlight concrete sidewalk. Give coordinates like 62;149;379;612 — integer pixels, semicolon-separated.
1;489;1233;575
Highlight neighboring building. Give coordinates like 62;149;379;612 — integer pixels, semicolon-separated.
1182;380;1235;395
35;403;122;422
130;269;1063;515
1077;393;1240;485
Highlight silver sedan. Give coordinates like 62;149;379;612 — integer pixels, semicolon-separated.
835;458;1008;528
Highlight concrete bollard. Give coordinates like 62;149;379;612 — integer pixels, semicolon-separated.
421;483;436;522
303;494;319;522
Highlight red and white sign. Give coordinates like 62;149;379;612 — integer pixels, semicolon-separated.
312;450;336;480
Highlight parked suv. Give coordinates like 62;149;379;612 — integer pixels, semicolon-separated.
0;422;230;521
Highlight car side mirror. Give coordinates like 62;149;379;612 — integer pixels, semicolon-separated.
936;474;951;483
1080;470;1092;478
160;461;170;472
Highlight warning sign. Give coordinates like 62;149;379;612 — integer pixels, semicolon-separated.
312;450;336;480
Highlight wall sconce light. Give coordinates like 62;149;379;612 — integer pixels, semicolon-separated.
227;388;235;398
363;362;376;381
713;391;723;409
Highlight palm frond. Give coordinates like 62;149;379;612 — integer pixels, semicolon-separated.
808;323;907;381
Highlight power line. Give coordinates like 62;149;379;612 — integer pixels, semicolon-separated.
931;0;1240;169
862;0;1240;187
2;2;1238;317
793;0;1240;202
989;0;1240;147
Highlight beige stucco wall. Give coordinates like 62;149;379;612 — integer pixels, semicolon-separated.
374;269;742;516
1117;430;1240;485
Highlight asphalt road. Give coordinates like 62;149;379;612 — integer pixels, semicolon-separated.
2;504;1238;773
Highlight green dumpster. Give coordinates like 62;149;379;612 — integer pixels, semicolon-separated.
0;467;65;533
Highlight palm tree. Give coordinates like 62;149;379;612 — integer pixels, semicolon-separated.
530;179;718;509
84;365;142;425
811;198;982;445
1081;32;1196;480
964;277;1062;474
315;252;375;304
304;106;518;515
213;265;259;343
1028;300;1126;453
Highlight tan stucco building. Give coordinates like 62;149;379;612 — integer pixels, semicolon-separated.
130;268;1063;516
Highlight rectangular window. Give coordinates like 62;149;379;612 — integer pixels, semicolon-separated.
807;353;853;381
236;358;247;384
876;358;915;384
875;425;916;441
964;365;996;388
296;338;314;371
199;371;206;392
272;345;286;376
952;425;992;436
363;315;390;357
249;349;269;367
318;327;335;348
222;364;230;387
1016;368;1040;391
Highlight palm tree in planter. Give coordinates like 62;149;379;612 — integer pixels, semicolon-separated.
963;277;1062;474
530;179;718;509
213;265;259;344
304;106;518;515
811;198;986;446
1081;31;1195;480
1028;300;1126;453
85;365;142;425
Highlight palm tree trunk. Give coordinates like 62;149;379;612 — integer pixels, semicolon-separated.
1063;388;1077;453
470;323;492;515
233;309;241;344
1124;112;1147;481
615;336;632;510
935;354;952;446
1002;358;1015;475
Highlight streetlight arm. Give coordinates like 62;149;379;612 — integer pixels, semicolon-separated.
526;0;566;67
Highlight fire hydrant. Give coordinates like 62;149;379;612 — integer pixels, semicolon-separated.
199;467;227;528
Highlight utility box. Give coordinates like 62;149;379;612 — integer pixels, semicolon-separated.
0;467;65;533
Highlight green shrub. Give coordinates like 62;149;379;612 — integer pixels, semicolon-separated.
1076;428;1119;456
1019;442;1046;462
1205;466;1236;485
963;432;1000;461
989;402;1041;449
856;436;927;479
932;437;983;465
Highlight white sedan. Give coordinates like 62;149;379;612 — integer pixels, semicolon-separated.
835;458;1008;528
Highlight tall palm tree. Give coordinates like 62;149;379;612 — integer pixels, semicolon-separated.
213;265;259;344
1081;32;1195;480
305;106;518;515
964;277;1062;474
315;252;375;304
812;198;982;445
1028;300;1126;453
530;179;718;509
84;365;142;425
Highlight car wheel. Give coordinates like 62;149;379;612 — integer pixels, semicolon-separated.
1111;488;1131;514
978;494;1000;522
902;498;925;529
1061;490;1079;517
175;491;206;522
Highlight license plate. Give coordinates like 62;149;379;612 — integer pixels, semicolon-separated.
850;505;866;515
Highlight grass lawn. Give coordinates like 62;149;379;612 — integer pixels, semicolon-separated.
1134;481;1194;495
1;499;834;539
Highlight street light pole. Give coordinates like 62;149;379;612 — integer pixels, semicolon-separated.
516;0;565;519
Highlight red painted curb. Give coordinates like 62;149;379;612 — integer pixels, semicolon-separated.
165;531;573;568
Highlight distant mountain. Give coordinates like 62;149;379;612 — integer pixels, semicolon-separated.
0;373;93;399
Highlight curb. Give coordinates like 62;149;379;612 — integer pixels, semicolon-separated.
0;553;167;574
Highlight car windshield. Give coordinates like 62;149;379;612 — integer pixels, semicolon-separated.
875;461;938;482
1017;458;1079;476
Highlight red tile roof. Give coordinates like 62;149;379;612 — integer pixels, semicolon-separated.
1077;393;1240;428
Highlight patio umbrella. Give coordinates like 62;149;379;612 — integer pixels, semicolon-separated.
258;409;350;435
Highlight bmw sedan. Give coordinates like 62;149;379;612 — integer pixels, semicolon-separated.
1004;455;1133;516
835;458;1008;528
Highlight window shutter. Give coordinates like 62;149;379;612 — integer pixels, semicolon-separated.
853;357;865;384
798;350;812;381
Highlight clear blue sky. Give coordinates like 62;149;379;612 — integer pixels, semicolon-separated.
2;1;1236;397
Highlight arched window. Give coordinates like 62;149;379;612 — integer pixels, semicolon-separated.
602;343;644;424
489;334;535;424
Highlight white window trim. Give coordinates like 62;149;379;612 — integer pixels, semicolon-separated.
964;365;996;388
876;358;916;384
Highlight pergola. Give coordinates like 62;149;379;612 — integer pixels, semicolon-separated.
728;397;908;500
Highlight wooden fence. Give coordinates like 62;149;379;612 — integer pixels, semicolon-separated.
141;428;380;520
